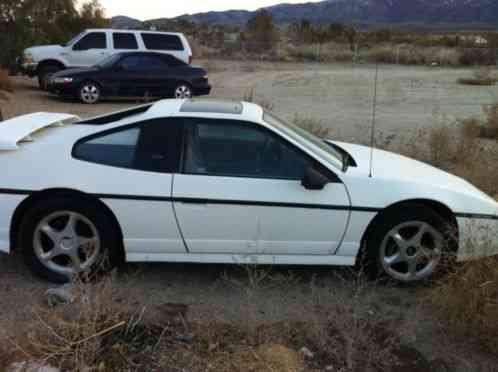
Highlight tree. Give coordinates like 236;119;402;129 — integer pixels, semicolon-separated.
0;69;13;121
244;10;278;52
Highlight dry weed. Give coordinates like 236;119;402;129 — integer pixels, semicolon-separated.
293;114;333;138
243;87;274;111
457;67;498;86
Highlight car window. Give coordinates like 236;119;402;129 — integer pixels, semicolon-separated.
121;55;167;70
162;54;186;66
73;32;107;50
73;119;183;173
183;120;311;180
113;33;138;50
141;33;184;51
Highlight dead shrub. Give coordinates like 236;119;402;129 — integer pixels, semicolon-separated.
0;69;14;93
292;114;333;138
428;126;453;166
482;103;498;139
459;48;497;66
428;256;498;353
457;68;498;86
243;87;274;111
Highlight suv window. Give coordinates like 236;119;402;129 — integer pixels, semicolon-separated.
73;119;183;173
73;32;107;50
141;33;184;51
183;120;311;180
113;33;138;50
121;55;167;70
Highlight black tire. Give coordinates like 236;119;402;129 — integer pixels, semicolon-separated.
173;82;193;99
79;81;101;104
38;64;62;90
361;203;455;284
19;197;121;283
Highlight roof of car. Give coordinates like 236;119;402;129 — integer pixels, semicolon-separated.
85;29;185;36
147;99;263;122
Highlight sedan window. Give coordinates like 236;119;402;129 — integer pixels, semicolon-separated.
183;120;311;180
121;55;167;70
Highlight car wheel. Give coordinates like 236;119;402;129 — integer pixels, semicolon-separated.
363;204;455;284
19;197;120;283
38;64;62;90
174;83;192;99
79;81;101;104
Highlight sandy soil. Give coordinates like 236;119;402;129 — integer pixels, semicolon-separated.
1;61;497;371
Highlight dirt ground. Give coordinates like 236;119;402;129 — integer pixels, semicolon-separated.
1;61;497;371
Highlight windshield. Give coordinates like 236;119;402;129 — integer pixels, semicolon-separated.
63;32;85;47
95;53;122;69
263;111;344;170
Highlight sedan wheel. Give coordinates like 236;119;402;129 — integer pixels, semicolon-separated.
380;221;443;282
80;82;101;104
33;211;101;277
174;84;192;99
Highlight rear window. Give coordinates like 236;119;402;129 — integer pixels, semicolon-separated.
113;33;138;50
141;33;184;51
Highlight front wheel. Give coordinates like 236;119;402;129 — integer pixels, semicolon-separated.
174;83;192;99
363;204;455;283
19;197;120;283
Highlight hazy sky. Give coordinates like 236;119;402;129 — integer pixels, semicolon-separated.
100;0;322;20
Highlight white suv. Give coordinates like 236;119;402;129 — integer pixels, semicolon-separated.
20;29;193;89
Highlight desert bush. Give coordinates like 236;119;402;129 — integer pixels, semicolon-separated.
428;256;498;353
243;88;274;111
293;114;333;138
482;103;498;139
459;47;497;66
457;67;498;86
0;69;14;93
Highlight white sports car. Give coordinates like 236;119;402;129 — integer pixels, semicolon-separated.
0;99;497;284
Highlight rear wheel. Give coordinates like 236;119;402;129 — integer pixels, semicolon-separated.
38;64;62;90
19;197;120;283
363;204;455;283
79;81;101;104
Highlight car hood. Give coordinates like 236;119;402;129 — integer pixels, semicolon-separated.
330;140;498;208
25;45;64;58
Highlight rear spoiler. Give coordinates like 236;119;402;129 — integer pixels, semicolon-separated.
0;112;79;151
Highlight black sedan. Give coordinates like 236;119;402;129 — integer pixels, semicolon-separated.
47;52;211;104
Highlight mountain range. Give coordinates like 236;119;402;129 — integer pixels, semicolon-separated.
112;0;498;28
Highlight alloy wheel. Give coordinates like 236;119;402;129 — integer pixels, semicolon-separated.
80;83;100;104
33;211;101;277
174;84;192;99
380;221;443;282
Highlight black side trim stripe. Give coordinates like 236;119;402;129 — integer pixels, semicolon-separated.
455;213;498;220
2;188;495;219
0;188;32;195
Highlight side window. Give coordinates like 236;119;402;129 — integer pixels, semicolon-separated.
121;55;167;70
113;33;138;50
141;33;184;51
73;32;107;50
73;119;182;173
183;120;311;180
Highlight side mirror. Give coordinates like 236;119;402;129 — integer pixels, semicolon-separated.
301;166;330;190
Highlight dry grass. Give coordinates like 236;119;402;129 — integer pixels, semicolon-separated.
292;114;333;138
243;87;274;111
428;257;498;353
457;68;498;86
0;69;14;93
482;103;498;140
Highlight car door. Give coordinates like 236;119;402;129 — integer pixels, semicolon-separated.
116;55;169;97
66;32;109;67
172;118;351;256
71;118;186;257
